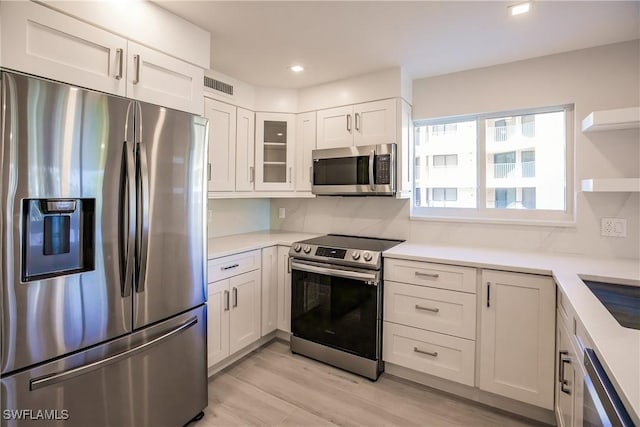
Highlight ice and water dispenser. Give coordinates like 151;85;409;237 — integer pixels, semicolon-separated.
22;198;95;281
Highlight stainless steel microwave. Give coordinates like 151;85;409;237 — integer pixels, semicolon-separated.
311;143;397;196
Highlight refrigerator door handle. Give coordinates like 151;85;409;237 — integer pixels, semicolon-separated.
29;316;198;391
136;140;150;293
120;140;136;297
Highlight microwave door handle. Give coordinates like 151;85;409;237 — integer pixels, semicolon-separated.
369;149;375;190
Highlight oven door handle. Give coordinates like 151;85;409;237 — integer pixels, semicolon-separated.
291;261;379;284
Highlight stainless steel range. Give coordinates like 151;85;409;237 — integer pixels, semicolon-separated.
289;234;403;380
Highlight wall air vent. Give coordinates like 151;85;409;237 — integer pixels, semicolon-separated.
204;76;233;96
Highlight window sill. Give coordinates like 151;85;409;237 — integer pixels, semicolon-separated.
409;212;576;228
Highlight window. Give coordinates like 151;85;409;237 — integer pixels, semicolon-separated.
414;187;421;207
494;188;516;208
415;157;421;180
522;115;535;137
433;188;457;201
412;119;477;209
412;106;573;223
522;187;536;209
493;151;515;178
433;154;458;168
521;150;535;178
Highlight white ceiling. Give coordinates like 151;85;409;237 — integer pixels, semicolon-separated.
155;1;640;89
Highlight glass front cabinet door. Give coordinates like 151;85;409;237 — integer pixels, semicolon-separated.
255;112;295;191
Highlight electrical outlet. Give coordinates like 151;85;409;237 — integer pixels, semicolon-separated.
278;207;286;219
601;217;627;237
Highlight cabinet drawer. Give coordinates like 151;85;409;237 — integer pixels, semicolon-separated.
384;281;476;339
383;322;475;386
384;259;476;293
208;250;261;283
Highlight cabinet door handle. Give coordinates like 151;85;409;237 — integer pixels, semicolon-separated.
288;167;292;184
208;163;211;181
487;282;491;308
414;347;438;357
346;114;352;132
232;287;238;308
249;166;255;183
560;352;572;395
287;256;291;274
133;54;141;84
309;166;313;184
415;272;439;279
415;304;439;313
355;112;360;131
115;48;124;80
223;290;229;311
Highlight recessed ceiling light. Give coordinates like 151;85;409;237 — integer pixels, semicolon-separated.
289;65;304;73
508;1;531;16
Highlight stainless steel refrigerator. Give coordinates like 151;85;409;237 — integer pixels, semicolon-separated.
0;71;208;427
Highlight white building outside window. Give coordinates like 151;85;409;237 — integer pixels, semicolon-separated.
412;106;573;224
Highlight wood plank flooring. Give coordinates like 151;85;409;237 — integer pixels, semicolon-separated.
195;341;545;427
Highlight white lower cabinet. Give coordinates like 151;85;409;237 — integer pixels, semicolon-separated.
556;312;576;427
261;247;278;336
276;246;292;333
383;322;476;386
383;260;477;386
479;269;555;410
207;257;261;368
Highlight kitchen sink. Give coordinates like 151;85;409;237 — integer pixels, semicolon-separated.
582;280;640;330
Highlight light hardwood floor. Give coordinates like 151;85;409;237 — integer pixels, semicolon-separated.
196;341;545;427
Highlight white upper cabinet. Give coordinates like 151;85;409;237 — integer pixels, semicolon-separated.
295;112;317;192
255;113;295;191
127;42;203;115
354;99;397;146
235;107;256;192
1;1;127;96
316;99;397;149
2;1;204;115
204;98;237;192
316;105;354;149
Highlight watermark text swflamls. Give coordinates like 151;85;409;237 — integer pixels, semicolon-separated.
2;409;69;421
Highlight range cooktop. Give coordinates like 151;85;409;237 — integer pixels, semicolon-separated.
289;234;404;269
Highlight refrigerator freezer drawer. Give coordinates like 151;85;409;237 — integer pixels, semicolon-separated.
1;305;207;427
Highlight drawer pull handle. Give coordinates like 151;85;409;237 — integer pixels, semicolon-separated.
415;272;440;279
415;305;439;313
221;263;239;271
414;347;438;357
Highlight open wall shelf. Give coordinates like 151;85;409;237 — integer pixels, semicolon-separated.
581;178;640;192
581;107;640;132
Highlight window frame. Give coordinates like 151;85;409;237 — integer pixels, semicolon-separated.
410;105;575;226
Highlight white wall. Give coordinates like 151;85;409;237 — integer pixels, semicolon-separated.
207;199;271;238
298;67;410;112
270;41;640;259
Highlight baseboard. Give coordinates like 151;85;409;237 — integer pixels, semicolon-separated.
207;331;279;378
385;363;556;426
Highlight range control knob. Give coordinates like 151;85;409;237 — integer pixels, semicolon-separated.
293;244;302;252
303;245;312;254
363;251;373;262
351;251;361;260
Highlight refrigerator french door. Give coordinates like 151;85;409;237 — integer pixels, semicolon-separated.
0;71;208;427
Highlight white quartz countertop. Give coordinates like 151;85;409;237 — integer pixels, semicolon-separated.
384;242;640;423
208;231;321;259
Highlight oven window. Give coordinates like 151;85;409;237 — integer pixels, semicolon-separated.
291;269;378;359
313;156;370;185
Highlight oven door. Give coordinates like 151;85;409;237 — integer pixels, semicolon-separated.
290;260;381;360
